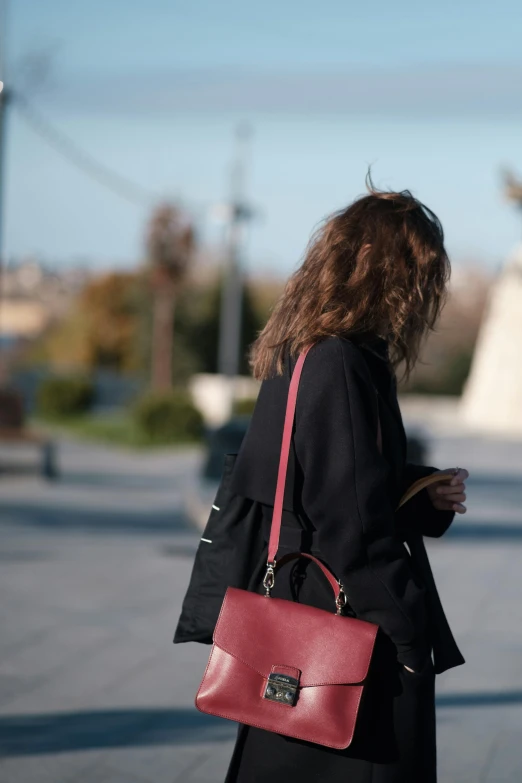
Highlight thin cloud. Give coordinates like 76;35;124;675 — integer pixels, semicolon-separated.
33;63;522;117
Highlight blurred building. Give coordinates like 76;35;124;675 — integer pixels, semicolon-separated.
461;244;522;435
0;258;90;344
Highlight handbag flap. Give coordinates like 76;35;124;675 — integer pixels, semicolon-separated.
214;587;378;687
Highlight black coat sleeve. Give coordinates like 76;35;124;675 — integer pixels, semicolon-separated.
395;463;456;539
293;338;431;671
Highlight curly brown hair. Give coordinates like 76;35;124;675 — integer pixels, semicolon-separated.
249;176;450;381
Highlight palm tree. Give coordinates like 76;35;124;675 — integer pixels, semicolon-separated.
147;203;194;390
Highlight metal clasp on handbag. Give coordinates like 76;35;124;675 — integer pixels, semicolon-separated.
263;671;299;706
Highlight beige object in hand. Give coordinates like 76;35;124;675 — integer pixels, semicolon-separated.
396;471;456;510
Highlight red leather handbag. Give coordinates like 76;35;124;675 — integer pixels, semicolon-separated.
195;345;380;749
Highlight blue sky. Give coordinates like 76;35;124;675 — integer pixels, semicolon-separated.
4;0;522;273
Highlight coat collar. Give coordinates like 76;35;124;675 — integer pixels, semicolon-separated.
357;334;390;361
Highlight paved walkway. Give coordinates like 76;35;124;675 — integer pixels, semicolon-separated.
0;429;521;782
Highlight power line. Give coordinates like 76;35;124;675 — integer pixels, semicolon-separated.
13;92;160;208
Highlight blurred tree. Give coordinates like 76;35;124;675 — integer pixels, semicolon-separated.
400;267;491;396
81;272;145;371
20;266;276;383
405;348;474;396
146;204;195;390
176;273;263;375
247;277;285;327
23;272;146;373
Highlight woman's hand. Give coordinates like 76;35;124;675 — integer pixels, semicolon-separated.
426;467;469;514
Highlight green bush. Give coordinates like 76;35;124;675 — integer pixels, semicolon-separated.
37;375;94;420
132;390;203;444
437;350;474;396
233;397;258;416
405;349;474;396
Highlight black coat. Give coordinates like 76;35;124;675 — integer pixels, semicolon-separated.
229;334;465;676
225;334;465;782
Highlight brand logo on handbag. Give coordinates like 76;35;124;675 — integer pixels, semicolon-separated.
263;672;299;706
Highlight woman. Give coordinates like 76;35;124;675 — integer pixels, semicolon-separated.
225;181;468;782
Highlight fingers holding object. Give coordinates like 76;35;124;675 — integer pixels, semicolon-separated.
451;468;469;486
437;483;466;497
433;468;469;514
437;498;467;513
444;492;466;503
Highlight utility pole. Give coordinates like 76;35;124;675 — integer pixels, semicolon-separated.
217;123;254;416
0;0;9;382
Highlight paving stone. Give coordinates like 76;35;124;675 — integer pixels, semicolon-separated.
0;433;521;782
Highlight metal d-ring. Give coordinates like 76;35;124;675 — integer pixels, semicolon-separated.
336;583;347;615
263;562;276;596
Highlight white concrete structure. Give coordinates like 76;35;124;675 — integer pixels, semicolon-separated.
461;244;522;435
189;373;260;426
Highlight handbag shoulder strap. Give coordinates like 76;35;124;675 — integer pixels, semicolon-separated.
267;343;380;564
267;342;436;565
267;345;312;564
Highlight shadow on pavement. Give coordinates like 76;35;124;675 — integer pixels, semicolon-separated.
0;708;236;756
436;690;522;707
59;472;189;491
0;503;191;536
0;467;196;491
464;472;522;490
446;523;522;541
2;505;522;540
2;691;522;756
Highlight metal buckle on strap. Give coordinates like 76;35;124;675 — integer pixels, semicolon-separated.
263;562;276;596
336;581;347;615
